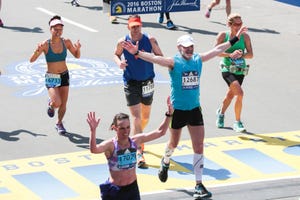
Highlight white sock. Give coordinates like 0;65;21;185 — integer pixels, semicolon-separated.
163;145;174;164
193;153;204;182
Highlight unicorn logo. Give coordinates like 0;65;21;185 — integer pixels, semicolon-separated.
115;5;123;13
112;2;126;15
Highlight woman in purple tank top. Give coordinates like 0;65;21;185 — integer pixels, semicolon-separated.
87;97;173;200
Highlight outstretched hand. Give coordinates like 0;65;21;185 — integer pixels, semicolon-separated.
236;26;248;38
87;112;100;131
122;41;139;55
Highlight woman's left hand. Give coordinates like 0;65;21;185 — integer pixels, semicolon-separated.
74;40;81;49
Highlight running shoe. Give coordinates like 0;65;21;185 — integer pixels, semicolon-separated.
158;13;164;23
166;20;176;30
158;158;170;182
233;121;246;133
47;100;55;118
71;0;80;7
0;19;4;27
205;9;211;18
55;123;67;135
137;153;146;168
193;183;212;199
216;108;224;128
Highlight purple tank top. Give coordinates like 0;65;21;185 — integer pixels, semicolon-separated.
108;137;138;171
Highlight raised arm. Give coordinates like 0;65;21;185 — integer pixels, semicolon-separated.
242;33;253;59
29;41;47;63
65;38;81;58
113;38;128;70
87;112;111;154
149;36;163;56
201;26;248;62
215;31;253;60
122;40;174;69
132;96;173;145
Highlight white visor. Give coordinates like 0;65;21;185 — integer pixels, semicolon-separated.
49;19;64;27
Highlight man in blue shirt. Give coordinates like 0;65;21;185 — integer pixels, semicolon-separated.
114;15;164;168
121;25;247;199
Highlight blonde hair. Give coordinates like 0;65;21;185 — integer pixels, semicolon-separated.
227;13;242;25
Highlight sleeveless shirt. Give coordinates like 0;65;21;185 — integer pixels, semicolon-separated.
169;53;203;110
45;38;67;63
220;32;246;74
123;34;155;82
108;137;138;171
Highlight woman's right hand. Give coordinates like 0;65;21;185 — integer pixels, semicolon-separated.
230;49;243;59
236;26;248;38
87;112;100;132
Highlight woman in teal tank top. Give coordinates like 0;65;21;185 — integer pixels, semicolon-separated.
215;13;253;132
29;15;81;135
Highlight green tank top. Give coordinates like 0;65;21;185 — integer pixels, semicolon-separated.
220;32;246;74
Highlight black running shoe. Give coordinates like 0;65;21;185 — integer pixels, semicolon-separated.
71;0;80;7
158;158;169;182
137;153;146;168
193;183;212;199
47;99;55;118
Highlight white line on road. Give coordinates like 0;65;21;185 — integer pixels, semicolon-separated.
36;7;98;33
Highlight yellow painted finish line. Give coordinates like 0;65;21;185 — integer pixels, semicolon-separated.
1;131;300;199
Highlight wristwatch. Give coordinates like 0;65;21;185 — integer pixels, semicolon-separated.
165;112;172;117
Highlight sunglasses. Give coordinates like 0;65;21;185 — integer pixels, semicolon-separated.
53;28;63;32
232;22;243;27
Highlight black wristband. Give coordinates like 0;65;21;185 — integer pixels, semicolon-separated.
229;36;239;46
165;112;172;117
134;50;139;56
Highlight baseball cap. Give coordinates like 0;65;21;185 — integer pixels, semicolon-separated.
49;19;64;27
177;35;195;47
128;16;142;27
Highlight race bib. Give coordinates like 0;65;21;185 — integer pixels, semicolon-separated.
45;73;61;88
117;148;137;169
142;80;154;97
230;58;245;68
182;71;199;89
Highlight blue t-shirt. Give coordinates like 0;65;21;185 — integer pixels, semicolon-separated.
123;34;155;82
169;53;202;110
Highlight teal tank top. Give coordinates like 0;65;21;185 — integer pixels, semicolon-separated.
169;53;202;110
45;39;67;63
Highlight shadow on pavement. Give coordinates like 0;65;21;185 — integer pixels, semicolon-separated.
63;1;102;10
239;132;300;147
0;129;47;141
2;26;43;33
112;16;219;35
145;149;232;180
211;21;280;34
62;132;103;149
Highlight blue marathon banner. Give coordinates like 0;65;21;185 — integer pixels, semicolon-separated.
110;0;201;16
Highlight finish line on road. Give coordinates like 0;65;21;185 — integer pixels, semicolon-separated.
1;131;300;199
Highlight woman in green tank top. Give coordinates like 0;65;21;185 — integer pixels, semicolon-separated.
215;13;253;132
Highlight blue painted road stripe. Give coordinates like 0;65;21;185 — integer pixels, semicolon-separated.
13;171;78;200
224;148;296;174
